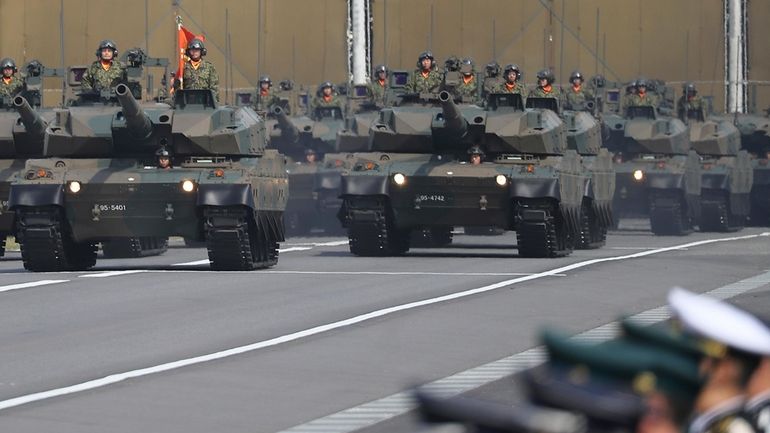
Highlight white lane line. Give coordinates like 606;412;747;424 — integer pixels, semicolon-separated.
79;270;147;278
261;271;565;277
0;232;767;412
0;280;69;294
285;240;349;247
278;268;770;433
172;246;315;266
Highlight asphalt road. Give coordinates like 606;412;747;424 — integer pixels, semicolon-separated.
0;223;768;433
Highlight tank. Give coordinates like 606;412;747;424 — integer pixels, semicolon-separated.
0;61;62;257
559;99;615;249
338;89;596;258
600;84;701;235
9;62;287;271
683;109;751;232
719;110;770;226
271;92;346;235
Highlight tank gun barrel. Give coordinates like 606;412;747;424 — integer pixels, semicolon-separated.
115;83;153;139
13;96;47;139
438;91;468;137
272;105;299;143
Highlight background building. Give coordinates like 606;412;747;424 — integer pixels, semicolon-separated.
0;0;766;110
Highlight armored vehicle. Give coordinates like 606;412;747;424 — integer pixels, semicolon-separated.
683;109;750;231
559;99;614;248
600;85;700;235
338;90;595;258
271;89;346;235
9;74;287;271
722;109;770;225
0;61;63;256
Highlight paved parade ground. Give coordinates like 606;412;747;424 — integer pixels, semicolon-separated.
0;224;768;432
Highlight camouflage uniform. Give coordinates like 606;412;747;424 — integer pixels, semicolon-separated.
81;60;126;92
182;60;220;101
254;90;279;111
311;95;344;112
405;69;443;94
529;85;561;99
493;81;526;95
0;76;24;99
454;76;480;102
368;79;388;106
677;94;706;120
564;85;594;111
629;91;659;108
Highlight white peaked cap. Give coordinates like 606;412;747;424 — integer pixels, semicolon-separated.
668;287;770;356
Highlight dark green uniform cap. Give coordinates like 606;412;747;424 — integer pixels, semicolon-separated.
620;318;710;364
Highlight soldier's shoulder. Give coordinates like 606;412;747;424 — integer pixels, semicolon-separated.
111;60;126;69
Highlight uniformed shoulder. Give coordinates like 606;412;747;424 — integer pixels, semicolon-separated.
111;60;126;69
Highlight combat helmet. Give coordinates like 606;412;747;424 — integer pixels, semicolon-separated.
0;58;16;73
186;39;207;57
503;64;521;81
460;58;475;75
259;75;272;87
95;39;118;58
683;82;697;96
417;50;435;69
569;70;584;84
467;145;485;156
485;61;500;78
536;68;555;85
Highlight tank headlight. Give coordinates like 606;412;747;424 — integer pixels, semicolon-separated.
632;169;644;182
393;173;406;186
495;174;507;186
68;181;81;193
181;180;195;192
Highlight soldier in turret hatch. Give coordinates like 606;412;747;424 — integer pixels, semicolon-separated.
0;58;24;99
453;58;480;103
254;75;279;111
156;148;172;169
81;40;126;93
405;51;442;94
529;68;561;99
494;64;526;96
304;148;318;165
368;64;389;107
468;145;484;165
677;82;706;121
564;70;594;111
179;38;219;101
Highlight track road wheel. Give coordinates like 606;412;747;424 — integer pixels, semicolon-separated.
517;202;573;258
17;206;97;271
575;201;607;249
648;191;693;236
205;207;278;271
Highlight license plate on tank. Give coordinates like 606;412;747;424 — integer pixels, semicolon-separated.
415;193;454;207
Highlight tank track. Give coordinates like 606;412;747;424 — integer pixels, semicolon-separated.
16;206;97;271
204;207;280;271
699;191;745;232
101;237;169;258
0;232;7;258
648;190;693;236
410;226;453;248
347;200;409;257
575;200;607;250
516;201;573;258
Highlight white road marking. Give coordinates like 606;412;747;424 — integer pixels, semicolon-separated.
285;240;349;247
279;269;770;433
278;247;314;253
261;271;564;277
0;231;766;412
0;280;69;294
79;270;147;278
172;246;315;266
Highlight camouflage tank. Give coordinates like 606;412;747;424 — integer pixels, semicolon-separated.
720;109;770;225
683;109;751;231
9;62;287;271
0;61;62;256
271;86;346;235
557;98;614;248
338;90;594;258
600;84;700;235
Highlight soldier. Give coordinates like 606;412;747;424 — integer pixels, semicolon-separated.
621;80;638;113
468;145;484;165
677;82;706;121
482;60;503;97
494;64;526;96
179;38;219;101
81;40;126;93
746;356;770;433
156;147;172;169
630;78;659;108
405;51;442;94
669;287;770;433
311;81;343;112
453;58;480;102
304;148;317;165
254;75;279;111
564;70;594;111
368;64;389;106
529;68;561;99
0;58;24;99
